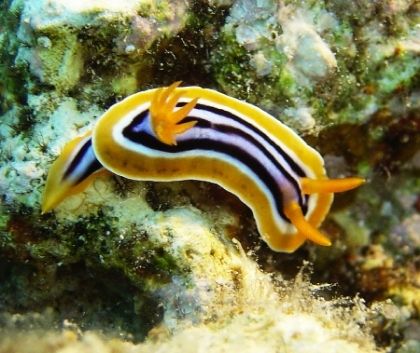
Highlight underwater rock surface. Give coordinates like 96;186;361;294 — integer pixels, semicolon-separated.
0;0;419;352
0;271;383;353
213;0;419;132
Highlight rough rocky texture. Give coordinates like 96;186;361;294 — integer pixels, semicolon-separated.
212;0;419;132
14;0;191;93
0;269;384;353
0;0;419;352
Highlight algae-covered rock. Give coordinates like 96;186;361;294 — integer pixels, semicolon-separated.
0;269;383;353
213;0;419;132
14;0;192;93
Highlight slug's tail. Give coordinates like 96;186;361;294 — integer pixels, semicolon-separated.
41;133;106;213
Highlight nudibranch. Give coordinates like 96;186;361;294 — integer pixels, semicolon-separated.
42;82;364;253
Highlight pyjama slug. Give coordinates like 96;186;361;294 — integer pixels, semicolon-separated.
42;82;364;252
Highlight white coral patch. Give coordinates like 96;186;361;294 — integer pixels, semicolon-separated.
20;0;145;29
283;106;316;131
33;98;98;152
276;7;337;86
250;51;273;77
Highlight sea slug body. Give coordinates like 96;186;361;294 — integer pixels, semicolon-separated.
42;82;364;253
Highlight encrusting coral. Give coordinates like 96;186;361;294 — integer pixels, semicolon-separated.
0;258;384;353
213;0;419;132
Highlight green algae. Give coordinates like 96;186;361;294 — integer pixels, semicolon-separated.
31;28;84;91
0;206;182;340
212;0;419;131
377;52;419;95
0;1;27;122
